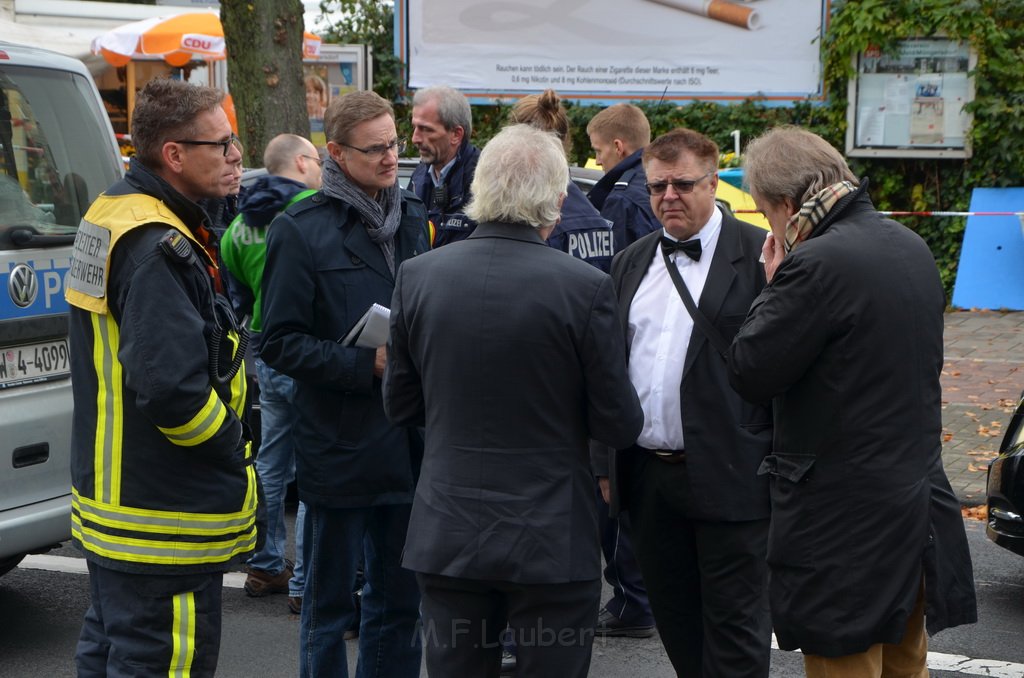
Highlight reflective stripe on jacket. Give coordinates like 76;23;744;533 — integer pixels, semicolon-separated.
67;188;258;574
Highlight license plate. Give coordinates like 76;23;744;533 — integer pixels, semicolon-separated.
0;339;71;389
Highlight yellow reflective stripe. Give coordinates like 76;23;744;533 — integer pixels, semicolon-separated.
227;332;246;417
73;488;254;535
170;591;196;678
91;312;123;504
244;441;257;511
158;389;227;447
72;518;256;565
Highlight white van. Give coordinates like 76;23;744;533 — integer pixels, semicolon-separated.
0;42;123;577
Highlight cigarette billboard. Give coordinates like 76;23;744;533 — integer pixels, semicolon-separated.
397;0;830;103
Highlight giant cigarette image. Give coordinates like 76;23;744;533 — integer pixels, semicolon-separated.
645;0;762;30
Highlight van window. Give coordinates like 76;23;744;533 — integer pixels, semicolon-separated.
1;46;123;578
0;64;122;245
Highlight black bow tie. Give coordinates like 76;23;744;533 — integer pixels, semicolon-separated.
661;236;701;261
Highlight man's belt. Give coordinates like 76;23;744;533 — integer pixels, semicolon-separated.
643;447;686;464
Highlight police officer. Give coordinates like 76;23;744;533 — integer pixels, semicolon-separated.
586;103;659;639
66;78;257;677
508;90;616;272
408;85;481;247
587;103;661;252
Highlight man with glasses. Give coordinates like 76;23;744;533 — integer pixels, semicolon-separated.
66;78;256;677
592;127;774;677
260;91;427;678
220;134;323;616
408;85;481;247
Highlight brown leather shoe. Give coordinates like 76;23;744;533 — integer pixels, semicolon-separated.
243;563;293;597
288;595;302;614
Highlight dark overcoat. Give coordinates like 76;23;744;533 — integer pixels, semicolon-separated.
383;222;644;584
259;189;429;508
728;185;977;656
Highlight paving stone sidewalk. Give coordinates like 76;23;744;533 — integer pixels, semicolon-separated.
942;309;1024;505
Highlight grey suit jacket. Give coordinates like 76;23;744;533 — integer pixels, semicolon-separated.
594;212;772;521
384;221;643;584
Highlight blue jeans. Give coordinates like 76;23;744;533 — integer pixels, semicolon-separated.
301;503;421;678
249;358;305;596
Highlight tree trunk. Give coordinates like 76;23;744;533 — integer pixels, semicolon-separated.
221;0;310;167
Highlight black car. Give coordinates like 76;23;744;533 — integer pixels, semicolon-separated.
986;389;1024;556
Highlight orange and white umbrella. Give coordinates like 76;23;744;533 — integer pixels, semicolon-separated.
92;11;322;68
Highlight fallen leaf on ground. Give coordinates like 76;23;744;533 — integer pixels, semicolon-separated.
961;505;988;522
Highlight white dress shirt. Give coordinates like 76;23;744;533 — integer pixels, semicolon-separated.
628;207;723;451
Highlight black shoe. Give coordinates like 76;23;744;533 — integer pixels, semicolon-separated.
500;649;517;674
595;608;656;638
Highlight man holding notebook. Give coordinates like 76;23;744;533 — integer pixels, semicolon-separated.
260;91;429;677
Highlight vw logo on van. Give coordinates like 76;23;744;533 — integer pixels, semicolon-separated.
8;263;39;308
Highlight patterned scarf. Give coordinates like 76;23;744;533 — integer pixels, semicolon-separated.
784;180;858;252
320;156;402;275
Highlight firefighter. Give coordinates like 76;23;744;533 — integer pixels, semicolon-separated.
65;78;257;678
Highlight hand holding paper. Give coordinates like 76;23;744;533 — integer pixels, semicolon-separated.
340;303;391;348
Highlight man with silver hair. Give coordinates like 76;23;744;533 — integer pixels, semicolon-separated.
408;84;481;247
384;124;644;678
729;125;977;677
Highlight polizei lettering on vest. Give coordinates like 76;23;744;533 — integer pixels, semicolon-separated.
567;230;614;261
232;223;265;246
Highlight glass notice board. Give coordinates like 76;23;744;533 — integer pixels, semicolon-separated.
845;39;974;158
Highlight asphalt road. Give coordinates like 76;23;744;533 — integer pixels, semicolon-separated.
1;518;1022;677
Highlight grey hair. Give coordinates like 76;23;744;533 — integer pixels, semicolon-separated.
744;126;857;208
131;78;223;168
412;85;472;137
465;124;568;229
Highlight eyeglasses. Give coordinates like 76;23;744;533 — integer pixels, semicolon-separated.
175;133;241;157
646;171;714;196
341;138;407;160
301;154;323;166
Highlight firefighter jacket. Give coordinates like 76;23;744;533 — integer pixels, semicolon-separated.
65;160;258;575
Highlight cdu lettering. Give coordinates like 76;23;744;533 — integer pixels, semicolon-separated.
183;37;213;50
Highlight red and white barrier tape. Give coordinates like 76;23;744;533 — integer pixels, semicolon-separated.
734;209;1024;218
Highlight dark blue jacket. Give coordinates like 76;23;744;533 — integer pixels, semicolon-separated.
587;149;659;252
547;181;615;272
259;189;429;507
237;175;308;228
407;137;480;247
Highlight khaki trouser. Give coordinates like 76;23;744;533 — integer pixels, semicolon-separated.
803;582;928;678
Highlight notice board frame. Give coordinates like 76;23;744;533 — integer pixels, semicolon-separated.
845;38;975;159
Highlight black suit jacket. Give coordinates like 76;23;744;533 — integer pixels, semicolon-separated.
384;221;644;584
595;213;772;521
